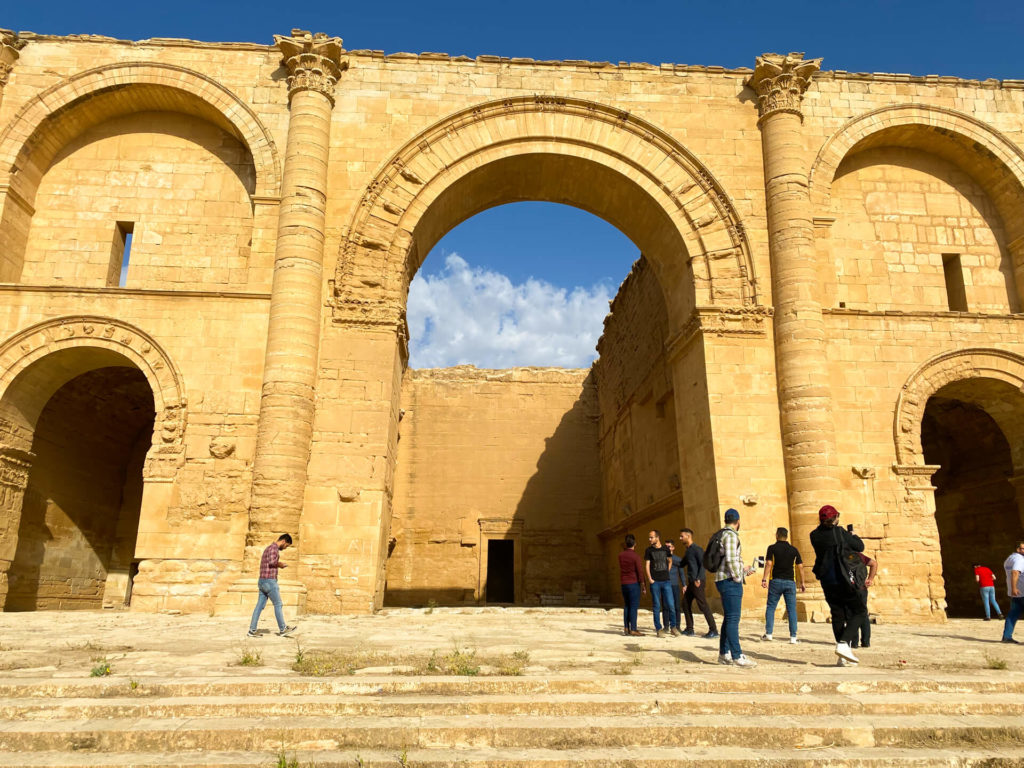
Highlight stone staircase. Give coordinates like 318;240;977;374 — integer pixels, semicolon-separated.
3;675;1024;766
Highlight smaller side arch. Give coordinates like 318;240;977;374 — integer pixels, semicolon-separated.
0;62;282;200
894;347;1024;468
0;316;186;479
809;104;1024;224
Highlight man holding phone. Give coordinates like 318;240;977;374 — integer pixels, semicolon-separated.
760;527;805;643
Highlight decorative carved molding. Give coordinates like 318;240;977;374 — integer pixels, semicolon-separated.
852;466;876;479
893;348;1024;466
748;52;821;122
0;29;26;88
338;96;758;310
274;29;348;106
0;316;187;480
665;305;774;361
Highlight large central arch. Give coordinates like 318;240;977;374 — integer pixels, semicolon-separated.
335;95;757;332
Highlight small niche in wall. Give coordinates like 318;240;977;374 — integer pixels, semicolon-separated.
108;221;135;288
942;253;968;312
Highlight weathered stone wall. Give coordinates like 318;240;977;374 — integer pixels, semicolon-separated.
389;367;603;605
0;31;1021;620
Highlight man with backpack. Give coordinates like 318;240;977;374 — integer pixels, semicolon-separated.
707;508;757;667
678;528;718;638
810;505;866;665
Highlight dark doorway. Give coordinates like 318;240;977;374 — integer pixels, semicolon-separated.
486;539;515;603
922;390;1018;617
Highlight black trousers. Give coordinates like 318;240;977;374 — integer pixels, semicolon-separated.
823;582;867;645
682;580;718;633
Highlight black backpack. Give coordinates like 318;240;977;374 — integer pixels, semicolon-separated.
703;528;729;573
832;527;868;592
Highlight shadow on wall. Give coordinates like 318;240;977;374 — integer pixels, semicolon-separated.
509;371;604;605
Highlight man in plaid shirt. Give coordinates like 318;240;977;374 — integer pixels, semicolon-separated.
247;533;297;637
714;508;757;667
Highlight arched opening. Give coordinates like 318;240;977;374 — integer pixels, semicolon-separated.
921;378;1024;617
0;349;156;611
387;199;653;607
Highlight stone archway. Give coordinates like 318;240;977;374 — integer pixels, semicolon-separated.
0;62;283;282
809;104;1024;308
0;317;186;609
894;348;1024;616
334;95;758;334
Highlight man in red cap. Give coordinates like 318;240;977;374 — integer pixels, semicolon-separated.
810;505;866;665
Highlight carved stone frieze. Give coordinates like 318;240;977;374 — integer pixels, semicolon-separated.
274;29;348;105
665;306;773;361
0;29;26;88
748;52;822;121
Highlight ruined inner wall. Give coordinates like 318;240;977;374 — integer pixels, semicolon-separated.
388;366;603;605
593;257;681;563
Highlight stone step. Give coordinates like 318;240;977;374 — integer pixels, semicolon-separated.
3;714;1023;753
6;746;1024;768
0;691;1013;721
3;674;1023;699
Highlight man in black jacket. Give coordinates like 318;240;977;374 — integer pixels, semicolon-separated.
810;505;866;665
678;528;719;639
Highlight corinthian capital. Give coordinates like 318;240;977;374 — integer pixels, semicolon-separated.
0;29;27;88
274;29;348;106
748;52;822;122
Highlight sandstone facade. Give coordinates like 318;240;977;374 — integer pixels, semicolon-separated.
0;29;1022;620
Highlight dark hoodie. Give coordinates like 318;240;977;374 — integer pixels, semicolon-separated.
810;523;864;586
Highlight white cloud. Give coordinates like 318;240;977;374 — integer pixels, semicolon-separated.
407;253;613;369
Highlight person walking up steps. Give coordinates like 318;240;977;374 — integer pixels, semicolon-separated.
248;534;297;638
810;505;866;666
678;528;718;639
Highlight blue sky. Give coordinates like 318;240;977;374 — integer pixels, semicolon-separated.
8;1;1021;367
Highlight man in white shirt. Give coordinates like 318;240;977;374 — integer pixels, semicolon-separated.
1002;540;1024;644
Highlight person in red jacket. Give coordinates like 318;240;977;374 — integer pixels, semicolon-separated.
618;534;646;636
974;563;1004;621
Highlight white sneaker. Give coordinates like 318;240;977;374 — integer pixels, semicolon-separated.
760;633;773;641
718;653;733;665
733;654;758;668
835;642;859;663
789;636;798;644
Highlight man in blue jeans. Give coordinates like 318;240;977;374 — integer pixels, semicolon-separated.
644;530;679;637
715;509;757;667
760;527;805;643
248;533;297;637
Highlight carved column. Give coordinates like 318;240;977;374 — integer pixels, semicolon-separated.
0;29;26;113
0;447;33;610
245;31;346;571
750;53;839;560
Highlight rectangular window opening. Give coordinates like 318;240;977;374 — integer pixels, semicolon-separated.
942;253;968;312
108;222;135;288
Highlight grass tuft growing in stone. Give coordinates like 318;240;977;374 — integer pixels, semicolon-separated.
985;654;1008;670
495;648;530;676
90;657;112;677
422;646;479;676
293;648;388;676
235;646;263;667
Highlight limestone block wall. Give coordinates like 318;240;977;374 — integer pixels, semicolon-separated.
21;112;256;291
388;367;603;605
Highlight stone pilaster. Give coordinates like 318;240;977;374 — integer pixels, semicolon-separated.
243;31;346;574
0;29;26;113
749;54;838;563
0;447;32;610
